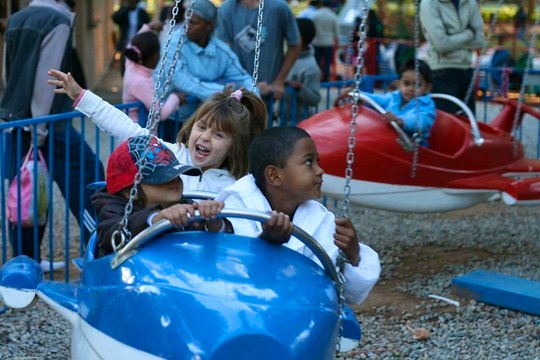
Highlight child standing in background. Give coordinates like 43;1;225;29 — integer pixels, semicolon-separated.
282;18;322;124
123;27;185;126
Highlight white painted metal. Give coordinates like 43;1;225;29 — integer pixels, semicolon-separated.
322;174;499;213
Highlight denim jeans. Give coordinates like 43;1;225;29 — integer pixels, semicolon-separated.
8;126;105;260
314;46;334;82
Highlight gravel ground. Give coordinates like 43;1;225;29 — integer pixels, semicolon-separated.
341;202;540;360
1;200;538;359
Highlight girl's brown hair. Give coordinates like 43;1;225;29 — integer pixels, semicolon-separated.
177;89;268;179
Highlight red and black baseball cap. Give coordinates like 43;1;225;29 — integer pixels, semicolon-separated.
106;135;201;194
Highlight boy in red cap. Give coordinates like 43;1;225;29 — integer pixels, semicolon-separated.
92;135;228;256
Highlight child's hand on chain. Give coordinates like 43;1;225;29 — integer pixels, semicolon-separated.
334;217;360;266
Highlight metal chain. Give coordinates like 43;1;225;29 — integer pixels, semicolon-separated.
463;0;505;106
251;0;265;91
112;0;196;252
511;13;539;157
341;0;368;218
149;0;196;134
344;0;361;81
335;0;369;354
500;67;511;97
334;265;347;353
410;0;421;178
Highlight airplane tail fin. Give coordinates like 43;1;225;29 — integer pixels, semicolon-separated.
490;98;540;134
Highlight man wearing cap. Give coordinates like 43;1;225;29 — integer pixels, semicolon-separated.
91;135;228;256
159;0;256;122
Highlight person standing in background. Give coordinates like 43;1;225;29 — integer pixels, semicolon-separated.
364;8;384;75
514;5;528;45
297;0;319;19
159;0;255;126
157;2;186;45
311;0;339;82
419;0;486;116
112;0;151;75
122;28;184;128
0;0;105;272
282;18;321;123
216;0;301;102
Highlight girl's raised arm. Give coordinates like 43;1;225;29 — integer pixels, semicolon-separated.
48;69;83;101
48;68;149;142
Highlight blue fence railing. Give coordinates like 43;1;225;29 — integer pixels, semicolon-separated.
1;71;539;280
0;102;144;281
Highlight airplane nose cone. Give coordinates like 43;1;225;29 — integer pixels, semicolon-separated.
0;255;42;309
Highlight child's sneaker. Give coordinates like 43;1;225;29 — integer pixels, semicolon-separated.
39;259;64;273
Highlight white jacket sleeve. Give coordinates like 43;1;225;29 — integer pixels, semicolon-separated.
293;202;381;305
75;90;149;141
342;243;381;304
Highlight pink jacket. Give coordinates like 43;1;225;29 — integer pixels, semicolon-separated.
122;59;180;123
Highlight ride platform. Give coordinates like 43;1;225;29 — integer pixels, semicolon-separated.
452;270;540;316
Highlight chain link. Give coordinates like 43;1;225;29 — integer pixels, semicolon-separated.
251;0;265;91
463;0;505;106
335;0;369;354
410;0;422;178
511;13;539;157
341;0;368;218
112;0;197;252
344;0;360;81
334;264;347;353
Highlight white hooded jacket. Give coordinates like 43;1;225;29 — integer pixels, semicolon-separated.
74;90;236;193
216;174;381;305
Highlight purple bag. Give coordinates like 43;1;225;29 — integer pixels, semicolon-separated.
7;146;49;227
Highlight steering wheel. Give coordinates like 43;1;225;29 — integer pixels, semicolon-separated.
110;208;341;287
431;93;484;146
333;89;385;111
334;90;415;151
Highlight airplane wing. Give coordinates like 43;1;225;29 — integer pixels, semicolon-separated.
445;172;540;206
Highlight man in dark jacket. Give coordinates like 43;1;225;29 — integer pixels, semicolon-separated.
0;0;104;272
112;0;151;75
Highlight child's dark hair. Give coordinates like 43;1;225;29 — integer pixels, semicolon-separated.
399;59;432;84
119;186;147;207
297;18;316;46
249;126;311;190
124;31;160;65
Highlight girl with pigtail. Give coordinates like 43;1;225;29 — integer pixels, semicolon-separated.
47;68;268;194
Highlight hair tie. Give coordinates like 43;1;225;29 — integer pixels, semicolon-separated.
128;45;142;61
230;89;243;101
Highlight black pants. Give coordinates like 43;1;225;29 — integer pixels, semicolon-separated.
431;68;476;117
